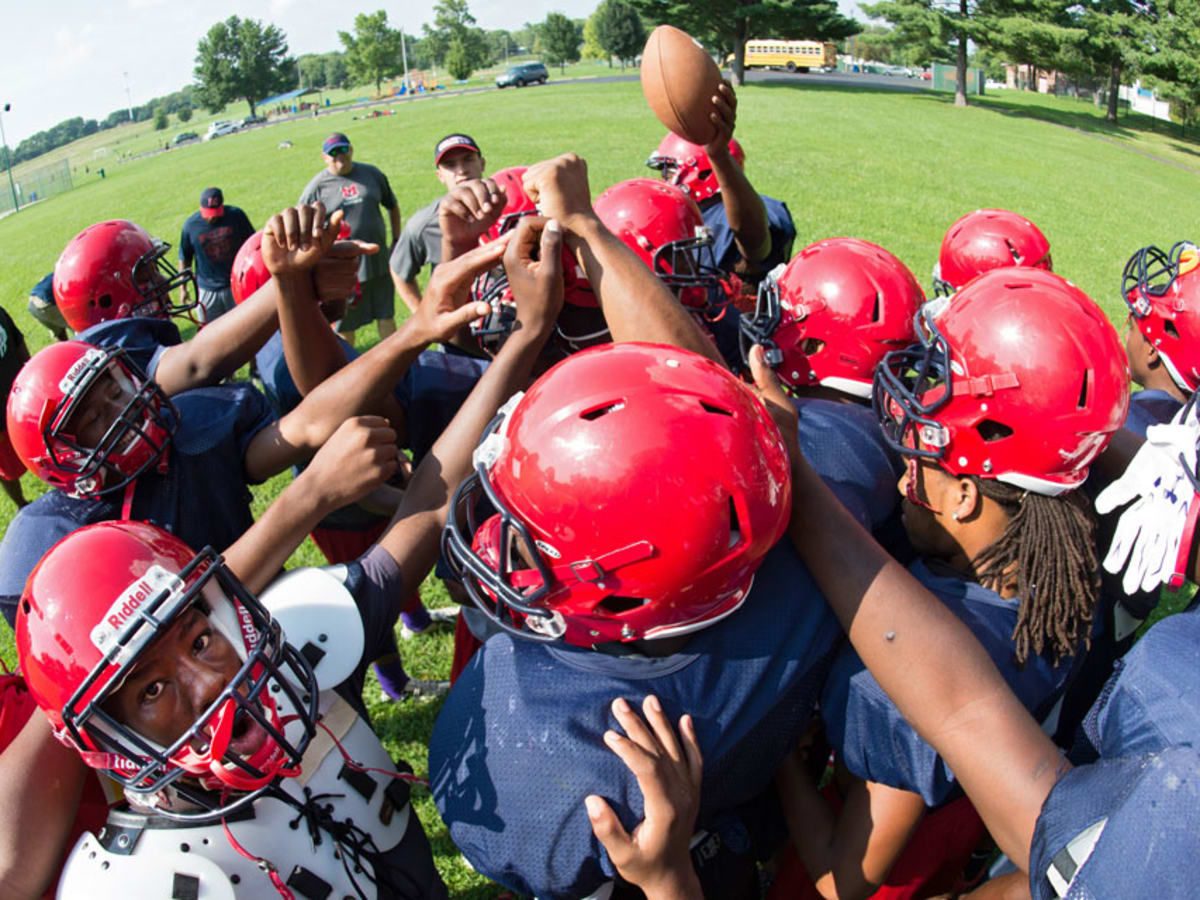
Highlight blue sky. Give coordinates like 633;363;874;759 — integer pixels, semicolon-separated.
1;0;865;146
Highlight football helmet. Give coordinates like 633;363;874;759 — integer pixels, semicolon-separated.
874;268;1129;496
594;177;725;312
646;133;746;201
932;209;1052;295
1121;241;1200;393
53;220;198;331
482;165;537;243
230;231;270;304
443;342;791;646
6;341;175;499
739;237;926;397
17;521;319;820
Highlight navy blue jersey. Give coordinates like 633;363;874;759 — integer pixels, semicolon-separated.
822;560;1083;806
1029;747;1200;899
254;330;360;421
1124;388;1184;437
178;207;256;291
429;539;841;899
0;383;275;626
78;317;182;382
794;397;901;533
1028;610;1200;898
1082;607;1200;759
702;195;796;277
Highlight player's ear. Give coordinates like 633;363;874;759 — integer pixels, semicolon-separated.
953;476;983;524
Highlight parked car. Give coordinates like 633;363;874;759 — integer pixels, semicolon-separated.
172;131;199;145
496;61;549;88
203;120;238;141
240;114;266;128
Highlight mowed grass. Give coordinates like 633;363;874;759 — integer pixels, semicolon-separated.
1;77;1200;895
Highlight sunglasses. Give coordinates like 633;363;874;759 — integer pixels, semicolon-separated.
328;146;350;157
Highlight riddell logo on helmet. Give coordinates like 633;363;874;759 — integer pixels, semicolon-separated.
58;348;105;395
90;565;185;655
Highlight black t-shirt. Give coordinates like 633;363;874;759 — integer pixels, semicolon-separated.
0;307;27;396
179;206;256;290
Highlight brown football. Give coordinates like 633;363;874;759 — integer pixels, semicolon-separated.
640;25;723;146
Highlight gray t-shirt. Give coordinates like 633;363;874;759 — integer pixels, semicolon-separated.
389;196;443;282
299;162;397;281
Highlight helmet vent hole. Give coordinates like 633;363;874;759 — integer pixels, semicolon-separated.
98;294;113;309
700;401;733;417
801;338;825;357
580;400;626;420
728;497;743;548
872;292;882;323
1006;239;1021;263
976;419;1014;442
1077;369;1092;409
597;595;647;615
1165;320;1181;339
21;600;30;615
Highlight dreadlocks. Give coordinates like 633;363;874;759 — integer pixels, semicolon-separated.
969;478;1099;667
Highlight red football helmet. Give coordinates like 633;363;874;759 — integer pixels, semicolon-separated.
230;231;270;304
932;209;1052;295
594;178;725;312
1121;241;1200;393
740;237;926;397
53;220;198;331
874;268;1129;495
6;341;175;499
482;165;537;243
646;133;746;201
442;342;791;646
17;521;318;818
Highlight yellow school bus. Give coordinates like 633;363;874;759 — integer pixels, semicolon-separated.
740;40;837;72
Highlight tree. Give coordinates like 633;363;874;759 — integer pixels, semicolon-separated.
864;0;972;104
594;0;647;69
423;0;490;76
541;12;582;72
630;0;857;86
177;105;193;123
582;15;609;63
194;16;296;115
153;107;168;130
339;10;405;94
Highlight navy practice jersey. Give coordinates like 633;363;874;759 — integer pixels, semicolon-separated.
78;317;182;381
0;383;275;626
702;195;796;277
178;207;256;291
1124;388;1184;438
429;539;842;899
794;397;901;533
822;559;1084;806
394;349;488;462
1027;609;1200;899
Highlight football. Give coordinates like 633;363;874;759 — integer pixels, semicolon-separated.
640;25;723;146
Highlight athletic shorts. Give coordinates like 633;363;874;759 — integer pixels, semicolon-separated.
28;294;69;335
338;275;395;331
197;287;236;325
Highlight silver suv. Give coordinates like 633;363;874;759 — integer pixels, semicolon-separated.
496;62;549;88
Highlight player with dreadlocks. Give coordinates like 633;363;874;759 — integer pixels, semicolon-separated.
769;268;1129;900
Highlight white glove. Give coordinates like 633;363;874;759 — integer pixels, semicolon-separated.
1096;422;1199;594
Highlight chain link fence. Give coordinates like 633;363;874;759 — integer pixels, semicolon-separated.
0;158;73;216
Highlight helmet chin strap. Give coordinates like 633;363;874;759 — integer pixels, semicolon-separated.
121;479;137;520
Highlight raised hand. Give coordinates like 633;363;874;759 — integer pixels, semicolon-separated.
413;235;510;345
439;177;506;250
503;216;565;336
313;238;379;303
262;203;346;277
747;342;800;464
299;415;400;514
522;154;595;231
585;695;703;900
703;80;737;160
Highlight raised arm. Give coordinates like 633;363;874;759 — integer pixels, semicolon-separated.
705;82;769;265
523;154;720;363
377;216;563;606
241;209;498;482
747;346;1064;872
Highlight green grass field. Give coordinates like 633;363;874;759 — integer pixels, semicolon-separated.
1;77;1198;895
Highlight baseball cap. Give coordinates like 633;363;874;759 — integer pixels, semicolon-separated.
322;132;351;155
199;187;224;220
435;133;482;165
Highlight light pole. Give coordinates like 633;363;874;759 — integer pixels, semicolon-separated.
0;103;18;214
123;71;133;123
